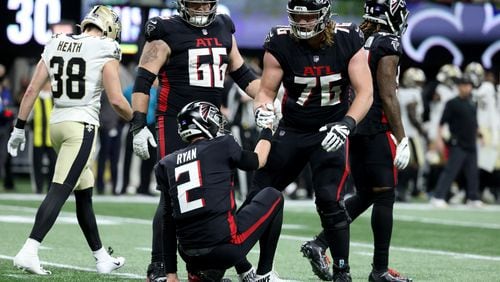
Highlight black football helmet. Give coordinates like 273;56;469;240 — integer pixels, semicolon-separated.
287;0;332;39
363;0;409;35
177;101;226;142
177;0;217;27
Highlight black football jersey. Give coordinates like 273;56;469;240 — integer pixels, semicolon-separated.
355;32;402;135
156;135;247;249
144;15;234;117
263;23;364;131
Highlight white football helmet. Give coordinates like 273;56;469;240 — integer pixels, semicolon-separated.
436;64;462;87
402;67;426;88
464;62;485;88
80;5;121;41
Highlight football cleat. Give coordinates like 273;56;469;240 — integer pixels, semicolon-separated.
255;271;283;282
13;250;51;275
369;267;413;282
96;256;125;273
300;240;333;281
147;262;166;282
238;266;256;282
332;263;351;282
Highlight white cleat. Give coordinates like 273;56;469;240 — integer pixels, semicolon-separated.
13;250;51;275
430;197;448;208
239;266;256;282
255;271;283;282
96;256;126;273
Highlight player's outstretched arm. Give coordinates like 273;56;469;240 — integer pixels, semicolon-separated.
17;59;50;121
228;35;260;98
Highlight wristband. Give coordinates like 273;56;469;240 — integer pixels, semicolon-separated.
15;118;26;129
342;115;357;133
259;127;273;142
130;111;147;134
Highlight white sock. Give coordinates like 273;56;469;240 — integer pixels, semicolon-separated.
22;238;41;253
92;247;110;261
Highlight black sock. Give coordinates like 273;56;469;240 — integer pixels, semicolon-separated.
75;188;102;251
29;183;73;242
235;259;253;275
256;199;284;275
152;191;165;263
371;190;395;271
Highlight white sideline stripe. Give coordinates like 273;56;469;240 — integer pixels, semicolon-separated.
2;193;500;212
0;254;142;279
280;235;500;262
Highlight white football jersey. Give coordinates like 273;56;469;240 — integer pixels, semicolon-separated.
41;33;121;125
399;87;424;138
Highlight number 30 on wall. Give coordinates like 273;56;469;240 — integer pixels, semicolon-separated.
6;0;61;45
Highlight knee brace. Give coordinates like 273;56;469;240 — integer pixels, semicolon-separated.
317;201;351;231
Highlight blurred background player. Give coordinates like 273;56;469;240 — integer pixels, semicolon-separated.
128;0;260;280
301;0;413;281
8;5;130;275
429;73;483;208
397;67;427;202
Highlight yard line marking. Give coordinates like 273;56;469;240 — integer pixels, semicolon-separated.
280;235;500;262
0;254;143;279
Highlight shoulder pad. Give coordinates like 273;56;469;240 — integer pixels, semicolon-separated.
377;33;402;55
264;26;290;43
144;16;167;42
218;14;235;34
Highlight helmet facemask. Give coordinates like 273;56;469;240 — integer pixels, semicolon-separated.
178;0;218;27
287;0;331;40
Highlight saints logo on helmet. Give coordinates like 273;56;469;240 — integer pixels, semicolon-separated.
177;0;218;27
287;0;332;40
177;101;226;142
80;5;121;41
363;0;409;35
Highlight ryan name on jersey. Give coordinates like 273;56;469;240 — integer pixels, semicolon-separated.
56;41;82;53
177;148;197;165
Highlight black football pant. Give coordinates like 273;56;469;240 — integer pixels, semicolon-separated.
315;132;398;271
179;187;283;275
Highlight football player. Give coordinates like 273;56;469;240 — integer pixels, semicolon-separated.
156;101;282;282
301;0;413;281
249;0;373;280
128;0;260;281
8;5;130;275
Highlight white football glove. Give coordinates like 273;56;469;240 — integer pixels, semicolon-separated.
133;126;157;160
320;123;350;152
7;127;26;157
393;136;411;170
255;103;276;129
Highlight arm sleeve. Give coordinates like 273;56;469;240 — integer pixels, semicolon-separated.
236;150;260;171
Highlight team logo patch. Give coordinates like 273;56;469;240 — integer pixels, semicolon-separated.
313;55;320;63
391;39;400;51
146;22;156;37
202;29;208;35
85;124;94;132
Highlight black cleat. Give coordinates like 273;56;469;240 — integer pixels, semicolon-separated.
369;267;413;282
332;264;351;282
146;262;166;282
300;240;333;281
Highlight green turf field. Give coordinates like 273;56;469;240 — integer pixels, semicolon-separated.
1;183;499;281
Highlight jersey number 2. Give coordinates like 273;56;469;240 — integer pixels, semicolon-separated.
49;56;86;99
175;161;204;213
